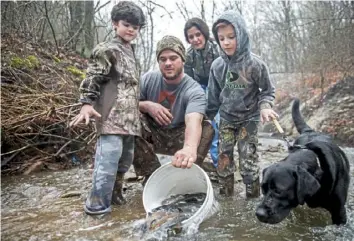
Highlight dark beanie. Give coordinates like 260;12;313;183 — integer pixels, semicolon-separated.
184;18;210;43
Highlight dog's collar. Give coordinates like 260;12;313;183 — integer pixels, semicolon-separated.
288;144;307;151
289;144;321;168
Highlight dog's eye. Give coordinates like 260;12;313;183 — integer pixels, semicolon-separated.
273;188;281;195
270;183;281;195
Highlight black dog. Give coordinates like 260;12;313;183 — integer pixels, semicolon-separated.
256;98;350;225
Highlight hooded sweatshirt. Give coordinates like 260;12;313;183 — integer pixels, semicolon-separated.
206;11;275;123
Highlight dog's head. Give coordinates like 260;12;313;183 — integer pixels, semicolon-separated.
256;162;320;224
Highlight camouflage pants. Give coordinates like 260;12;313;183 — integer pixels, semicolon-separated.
133;114;214;177
217;118;260;184
84;134;134;215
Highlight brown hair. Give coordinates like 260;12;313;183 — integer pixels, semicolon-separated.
111;1;146;28
184;17;210;43
213;20;232;33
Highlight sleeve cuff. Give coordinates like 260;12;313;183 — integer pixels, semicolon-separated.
259;102;272;110
79;98;94;105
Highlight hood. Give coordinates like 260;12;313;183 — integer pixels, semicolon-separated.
212;10;251;68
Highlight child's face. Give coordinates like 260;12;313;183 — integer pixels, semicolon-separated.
113;20;140;42
217;24;237;56
187;26;206;50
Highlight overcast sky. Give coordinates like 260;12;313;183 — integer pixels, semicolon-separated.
104;0;257;46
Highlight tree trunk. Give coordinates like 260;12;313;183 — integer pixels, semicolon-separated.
83;0;94;56
68;1;84;51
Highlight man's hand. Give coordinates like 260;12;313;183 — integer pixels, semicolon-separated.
69;104;101;127
146;102;173;126
172;146;197;169
260;109;279;124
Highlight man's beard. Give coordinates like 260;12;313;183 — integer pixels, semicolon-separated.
162;66;183;81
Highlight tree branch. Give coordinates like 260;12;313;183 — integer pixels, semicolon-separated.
44;1;59;55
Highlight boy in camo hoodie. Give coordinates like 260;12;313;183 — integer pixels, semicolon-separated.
69;1;145;215
207;11;278;198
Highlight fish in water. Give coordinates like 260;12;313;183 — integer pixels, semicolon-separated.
140;192;206;237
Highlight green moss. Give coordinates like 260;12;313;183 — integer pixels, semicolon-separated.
53;56;61;63
27;55;40;68
67;65;86;79
10;55;40;69
10;56;27;69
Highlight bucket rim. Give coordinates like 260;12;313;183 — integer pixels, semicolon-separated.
142;162;213;225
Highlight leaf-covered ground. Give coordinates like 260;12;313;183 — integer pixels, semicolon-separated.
1;33;95;175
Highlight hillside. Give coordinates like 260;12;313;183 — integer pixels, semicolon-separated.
264;74;354;147
1;34;95;175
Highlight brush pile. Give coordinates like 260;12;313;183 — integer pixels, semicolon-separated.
1;34;95;175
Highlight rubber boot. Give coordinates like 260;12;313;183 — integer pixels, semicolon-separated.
246;177;260;198
219;174;234;196
201;162;217;173
112;173;126;205
142;174;151;187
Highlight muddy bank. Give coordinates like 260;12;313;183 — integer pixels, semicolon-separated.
262;76;354;147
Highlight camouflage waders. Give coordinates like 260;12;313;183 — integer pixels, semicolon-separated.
84;134;134;215
217;118;260;197
133;114;214;179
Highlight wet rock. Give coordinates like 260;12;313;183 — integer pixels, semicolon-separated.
60;191;82;198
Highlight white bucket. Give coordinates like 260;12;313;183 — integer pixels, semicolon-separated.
142;162;217;229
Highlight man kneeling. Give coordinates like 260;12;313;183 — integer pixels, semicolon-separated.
132;35;214;184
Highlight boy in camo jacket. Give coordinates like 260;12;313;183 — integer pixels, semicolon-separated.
69;1;145;215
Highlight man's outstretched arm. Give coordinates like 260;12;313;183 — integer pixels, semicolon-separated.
172;112;203;169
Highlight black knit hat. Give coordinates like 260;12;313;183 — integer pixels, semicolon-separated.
184;17;210;43
111;1;146;28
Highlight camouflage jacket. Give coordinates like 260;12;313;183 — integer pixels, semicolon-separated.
79;37;141;136
184;40;220;86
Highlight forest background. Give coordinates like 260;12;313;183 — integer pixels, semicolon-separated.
1;0;353;174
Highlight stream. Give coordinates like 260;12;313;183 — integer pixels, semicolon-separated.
1;136;354;241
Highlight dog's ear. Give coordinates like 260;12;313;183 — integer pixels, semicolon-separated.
305;141;337;193
262;167;268;179
295;166;321;205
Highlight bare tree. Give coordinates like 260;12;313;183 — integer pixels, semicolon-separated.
83;1;95;56
175;0;191;21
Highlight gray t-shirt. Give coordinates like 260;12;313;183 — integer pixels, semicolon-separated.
140;71;206;128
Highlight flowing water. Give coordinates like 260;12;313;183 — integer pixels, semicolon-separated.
1;136;354;241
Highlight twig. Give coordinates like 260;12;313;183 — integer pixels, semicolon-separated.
1;151;21;167
54;132;86;157
60;146;86;156
14;133;85;143
44;1;59;55
94;0;111;14
1;141;65;156
146;0;173;19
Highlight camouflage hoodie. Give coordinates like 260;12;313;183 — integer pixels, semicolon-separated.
79;36;141;136
206;11;275;122
184;40;219;86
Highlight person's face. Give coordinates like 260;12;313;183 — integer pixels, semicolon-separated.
113;20;140;42
187;26;206;50
217;24;237;56
158;50;184;81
